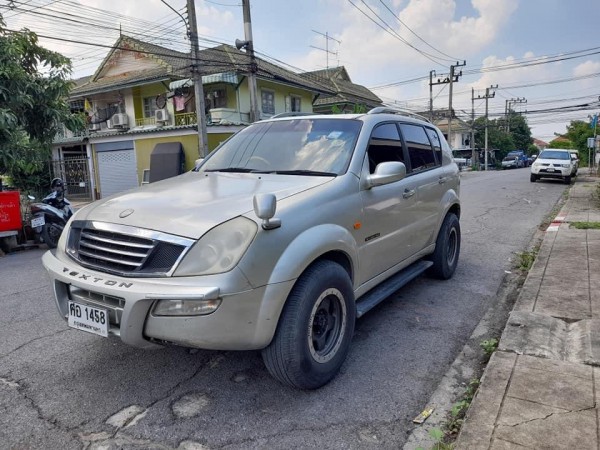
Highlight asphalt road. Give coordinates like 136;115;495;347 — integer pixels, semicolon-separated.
0;168;567;450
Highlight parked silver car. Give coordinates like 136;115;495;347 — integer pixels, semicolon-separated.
43;108;461;389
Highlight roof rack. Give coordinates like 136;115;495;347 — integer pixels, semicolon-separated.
367;107;431;123
270;112;318;119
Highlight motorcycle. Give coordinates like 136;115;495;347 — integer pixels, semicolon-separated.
29;178;73;249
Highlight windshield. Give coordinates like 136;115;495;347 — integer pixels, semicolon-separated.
538;150;570;160
503;157;517;162
200;118;362;175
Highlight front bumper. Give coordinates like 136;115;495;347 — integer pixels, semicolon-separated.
42;251;294;350
531;165;571;178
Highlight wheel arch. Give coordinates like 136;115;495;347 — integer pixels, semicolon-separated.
266;224;359;287
257;225;358;347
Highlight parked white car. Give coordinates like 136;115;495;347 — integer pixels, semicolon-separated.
569;150;579;176
530;149;574;184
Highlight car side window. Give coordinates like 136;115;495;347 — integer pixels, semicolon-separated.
425;127;443;165
400;124;437;173
367;123;404;173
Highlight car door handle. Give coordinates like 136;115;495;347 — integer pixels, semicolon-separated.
438;176;447;184
403;189;416;199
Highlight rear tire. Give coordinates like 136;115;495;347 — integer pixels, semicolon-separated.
428;213;461;280
262;260;355;390
41;222;62;249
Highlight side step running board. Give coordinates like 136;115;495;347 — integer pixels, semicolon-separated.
355;260;433;318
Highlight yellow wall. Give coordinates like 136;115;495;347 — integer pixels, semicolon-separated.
132;83;169;120
133;132;234;183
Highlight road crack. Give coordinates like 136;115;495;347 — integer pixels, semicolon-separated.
0;328;71;362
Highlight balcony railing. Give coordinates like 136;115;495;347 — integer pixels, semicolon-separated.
135;117;156;127
54;125;90;141
174;112;197;126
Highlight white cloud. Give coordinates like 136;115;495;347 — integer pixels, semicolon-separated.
573;60;600;77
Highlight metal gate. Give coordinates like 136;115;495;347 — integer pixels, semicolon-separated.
50;157;92;201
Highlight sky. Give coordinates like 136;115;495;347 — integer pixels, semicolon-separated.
2;0;600;142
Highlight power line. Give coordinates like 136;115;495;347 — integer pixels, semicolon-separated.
346;0;449;67
378;0;462;62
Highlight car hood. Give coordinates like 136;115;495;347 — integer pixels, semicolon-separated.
75;171;333;239
535;158;570;165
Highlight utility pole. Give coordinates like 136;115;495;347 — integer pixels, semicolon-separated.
240;0;259;123
311;30;341;70
430;71;452;125
429;70;436;121
186;0;209;158
447;61;466;149
506;97;526;133
478;85;497;171
471;87;476;168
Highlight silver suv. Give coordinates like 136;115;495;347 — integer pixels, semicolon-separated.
43;108;461;389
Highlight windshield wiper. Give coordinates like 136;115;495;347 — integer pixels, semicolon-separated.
205;167;260;173
271;170;337;176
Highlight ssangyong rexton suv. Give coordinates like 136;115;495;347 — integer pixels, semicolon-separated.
43;108;461;389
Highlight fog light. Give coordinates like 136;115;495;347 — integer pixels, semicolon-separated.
152;298;222;316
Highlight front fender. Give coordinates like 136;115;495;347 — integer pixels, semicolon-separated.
267;224;359;287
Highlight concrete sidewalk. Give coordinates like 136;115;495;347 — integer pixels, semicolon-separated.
456;175;600;449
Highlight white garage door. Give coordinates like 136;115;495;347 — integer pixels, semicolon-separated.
97;149;138;198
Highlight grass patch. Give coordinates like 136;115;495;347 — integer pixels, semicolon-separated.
515;248;538;272
570;221;600;229
445;378;481;438
480;338;499;360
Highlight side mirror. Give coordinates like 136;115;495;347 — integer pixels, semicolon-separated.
253;193;281;230
366;161;407;188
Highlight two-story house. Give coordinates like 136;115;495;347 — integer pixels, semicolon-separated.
300;67;382;114
53;35;337;200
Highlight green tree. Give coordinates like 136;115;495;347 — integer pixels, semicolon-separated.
473;117;515;161
507;112;532;151
473;111;533;163
558;120;596;166
0;14;84;194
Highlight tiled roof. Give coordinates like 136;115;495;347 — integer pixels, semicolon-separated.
200;45;334;94
301;67;382;107
53;122;246;145
70;37;335;98
71;69;173;97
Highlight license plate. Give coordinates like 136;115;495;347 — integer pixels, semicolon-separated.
547;167;555;172
67;301;108;337
31;216;45;228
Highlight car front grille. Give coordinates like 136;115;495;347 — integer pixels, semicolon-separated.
67;221;195;276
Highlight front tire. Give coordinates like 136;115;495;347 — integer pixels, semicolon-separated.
428;213;461;280
564;175;572;184
530;173;537;182
262;260;355;390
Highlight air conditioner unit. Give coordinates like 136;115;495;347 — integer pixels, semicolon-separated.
109;113;128;128
89;123;101;131
155;109;169;123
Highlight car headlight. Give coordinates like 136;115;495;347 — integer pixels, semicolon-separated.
173;216;257;276
152;298;222;316
561;164;571;168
